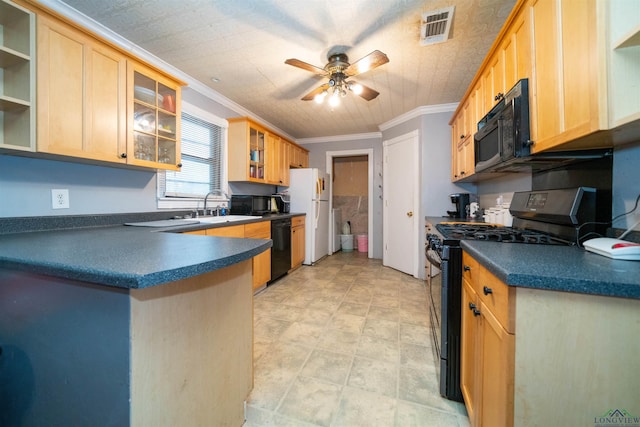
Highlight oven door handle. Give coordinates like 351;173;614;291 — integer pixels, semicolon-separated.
426;250;442;270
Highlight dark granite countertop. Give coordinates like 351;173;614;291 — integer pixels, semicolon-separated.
0;211;308;289
461;240;640;299
426;216;640;300
0;225;272;289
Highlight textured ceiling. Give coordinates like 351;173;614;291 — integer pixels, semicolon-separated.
58;0;516;139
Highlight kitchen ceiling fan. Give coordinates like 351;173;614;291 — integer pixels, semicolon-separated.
285;50;389;106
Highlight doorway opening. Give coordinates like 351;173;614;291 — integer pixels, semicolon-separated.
326;149;374;258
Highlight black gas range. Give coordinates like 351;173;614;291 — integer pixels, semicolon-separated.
426;187;597;402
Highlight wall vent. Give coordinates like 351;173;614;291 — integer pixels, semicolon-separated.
420;6;455;46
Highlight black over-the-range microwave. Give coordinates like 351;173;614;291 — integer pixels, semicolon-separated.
474;78;531;173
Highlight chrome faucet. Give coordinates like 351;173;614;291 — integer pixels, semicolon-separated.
203;189;229;216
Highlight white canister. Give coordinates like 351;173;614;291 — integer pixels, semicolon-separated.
485;210;497;224
503;210;513;226
469;202;480;218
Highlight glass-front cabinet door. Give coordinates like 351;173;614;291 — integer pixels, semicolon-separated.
127;61;182;170
249;126;265;180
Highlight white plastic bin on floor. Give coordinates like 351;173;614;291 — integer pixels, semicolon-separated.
356;234;368;253
340;234;354;252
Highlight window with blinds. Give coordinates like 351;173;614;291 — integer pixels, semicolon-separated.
159;111;223;198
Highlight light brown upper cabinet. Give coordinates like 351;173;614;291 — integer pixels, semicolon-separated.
126;60;182;170
228;118;268;183
23;1;185;170
265;132;288;186
289;142;309;169
228;117;307;185
449;0;640;182
451;95;476;181
37;14;127;163
276;139;290;186
528;0;606;153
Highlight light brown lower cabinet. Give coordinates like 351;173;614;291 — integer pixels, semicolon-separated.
461;256;515;427
184;222;270;290
291;216;305;270
205;224;245;238
182;229;206;235
244;221;271;290
461;251;640;426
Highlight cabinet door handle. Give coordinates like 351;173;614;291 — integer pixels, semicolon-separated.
177;163;183;168
473;308;481;316
469;302;476;310
463;265;471;271
120;153;127;158
494;92;504;101
460;134;465;140
483;286;493;295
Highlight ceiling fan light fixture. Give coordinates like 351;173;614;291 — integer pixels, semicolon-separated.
350;82;363;95
329;91;340;107
286;50;388;105
314;91;327;104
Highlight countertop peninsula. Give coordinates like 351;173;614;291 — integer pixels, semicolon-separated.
0;211;307;289
0;211;292;426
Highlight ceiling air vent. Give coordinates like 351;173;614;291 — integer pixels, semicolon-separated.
420;6;455;46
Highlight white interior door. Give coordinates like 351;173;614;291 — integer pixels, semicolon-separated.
383;130;419;277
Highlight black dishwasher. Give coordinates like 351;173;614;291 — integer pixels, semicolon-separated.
270;218;291;283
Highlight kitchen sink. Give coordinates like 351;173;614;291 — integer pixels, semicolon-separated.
197;215;262;224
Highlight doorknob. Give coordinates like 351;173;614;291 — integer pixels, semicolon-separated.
407;211;413;217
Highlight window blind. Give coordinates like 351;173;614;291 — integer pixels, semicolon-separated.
162;112;222;198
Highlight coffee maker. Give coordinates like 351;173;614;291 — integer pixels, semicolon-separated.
447;193;470;218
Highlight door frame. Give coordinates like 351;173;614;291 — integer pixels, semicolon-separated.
325;149;374;258
382;130;420;278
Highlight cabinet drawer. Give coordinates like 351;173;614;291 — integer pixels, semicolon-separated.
462;252;485;289
244;221;270;238
462;252;515;333
291;216;305;228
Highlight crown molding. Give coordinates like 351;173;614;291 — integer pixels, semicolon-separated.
297;132;383;145
378;103;459;131
36;1;458;144
38;0;295;141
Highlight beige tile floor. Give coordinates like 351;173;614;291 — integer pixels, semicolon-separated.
244;251;469;427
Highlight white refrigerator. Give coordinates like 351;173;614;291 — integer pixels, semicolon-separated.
289;168;330;265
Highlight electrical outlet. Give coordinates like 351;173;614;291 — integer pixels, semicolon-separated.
51;189;70;209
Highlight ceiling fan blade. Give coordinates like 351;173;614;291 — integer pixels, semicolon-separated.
285;58;328;76
345;50;389;77
301;83;330;101
351;80;380;101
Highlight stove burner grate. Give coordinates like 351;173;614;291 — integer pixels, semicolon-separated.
435;223;572;246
